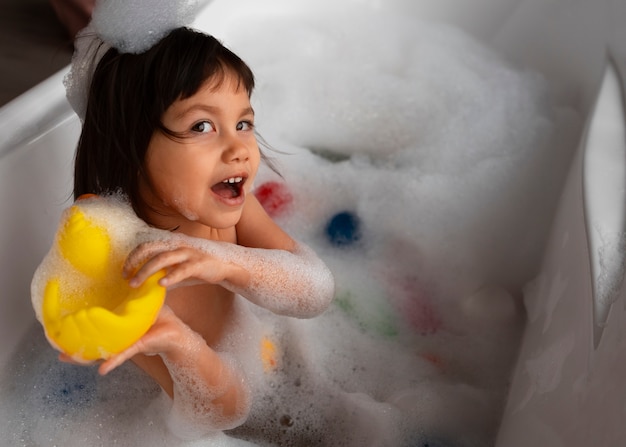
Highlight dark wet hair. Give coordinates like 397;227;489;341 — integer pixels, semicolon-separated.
73;27;255;218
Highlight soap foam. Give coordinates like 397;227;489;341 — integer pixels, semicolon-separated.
12;1;582;445
221;6;579;295
92;0;201;54
164;353;248;439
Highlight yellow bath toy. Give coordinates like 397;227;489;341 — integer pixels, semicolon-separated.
31;195;166;363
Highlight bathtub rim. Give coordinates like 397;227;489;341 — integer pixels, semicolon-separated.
0;67;75;161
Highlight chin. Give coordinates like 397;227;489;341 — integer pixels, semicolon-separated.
199;210;244;231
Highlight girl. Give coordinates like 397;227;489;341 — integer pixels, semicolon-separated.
70;26;335;437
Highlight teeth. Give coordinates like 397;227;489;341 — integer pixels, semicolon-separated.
223;177;243;184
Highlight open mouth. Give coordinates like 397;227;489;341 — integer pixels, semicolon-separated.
211;176;247;199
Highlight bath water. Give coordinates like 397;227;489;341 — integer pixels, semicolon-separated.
2;292;522;446
3;0;581;445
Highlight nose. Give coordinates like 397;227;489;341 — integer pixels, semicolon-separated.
222;135;250;164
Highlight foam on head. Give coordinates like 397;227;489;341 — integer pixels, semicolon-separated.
65;0;205;120
91;0;201;54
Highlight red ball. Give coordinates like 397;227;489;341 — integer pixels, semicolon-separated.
389;276;443;335
254;181;293;217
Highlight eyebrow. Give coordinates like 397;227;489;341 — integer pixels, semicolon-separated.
175;104;255;120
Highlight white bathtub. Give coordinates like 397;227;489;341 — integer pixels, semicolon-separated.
1;0;625;445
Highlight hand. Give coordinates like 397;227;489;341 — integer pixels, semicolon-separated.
98;305;192;376
123;239;239;290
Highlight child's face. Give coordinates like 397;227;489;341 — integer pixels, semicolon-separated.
140;73;261;232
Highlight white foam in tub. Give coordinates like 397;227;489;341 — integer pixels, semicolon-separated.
0;0;625;445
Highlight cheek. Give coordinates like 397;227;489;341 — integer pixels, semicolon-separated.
145;159;173;195
248;152;262;190
144;152;186;204
146;147;196;187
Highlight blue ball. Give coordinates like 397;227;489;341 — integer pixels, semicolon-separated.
325;211;362;247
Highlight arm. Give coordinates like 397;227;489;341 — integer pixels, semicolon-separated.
99;306;250;434
195;239;335;318
126;196;335;318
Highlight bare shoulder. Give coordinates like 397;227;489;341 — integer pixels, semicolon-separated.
236;194;296;251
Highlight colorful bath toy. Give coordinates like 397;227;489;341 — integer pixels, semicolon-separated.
419;352;445;370
254;181;293;217
32;195;166;363
388;276;443;336
260;335;279;372
335;290;399;338
325;211;362;247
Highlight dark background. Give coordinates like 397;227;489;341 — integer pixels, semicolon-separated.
0;0;73;106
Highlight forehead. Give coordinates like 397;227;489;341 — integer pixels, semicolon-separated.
164;72;253;122
174;69;249;105
204;70;251;96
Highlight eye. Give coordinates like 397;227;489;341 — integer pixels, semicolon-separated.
237;120;255;132
191;121;215;133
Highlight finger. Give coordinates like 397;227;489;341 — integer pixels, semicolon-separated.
156;259;206;288
123;240;180;278
128;249;194;287
98;343;142;375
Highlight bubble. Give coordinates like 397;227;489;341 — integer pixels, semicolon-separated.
17;0;579;444
45;364;97;413
279;414;294;427
92;0;200;54
410;436;461;447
